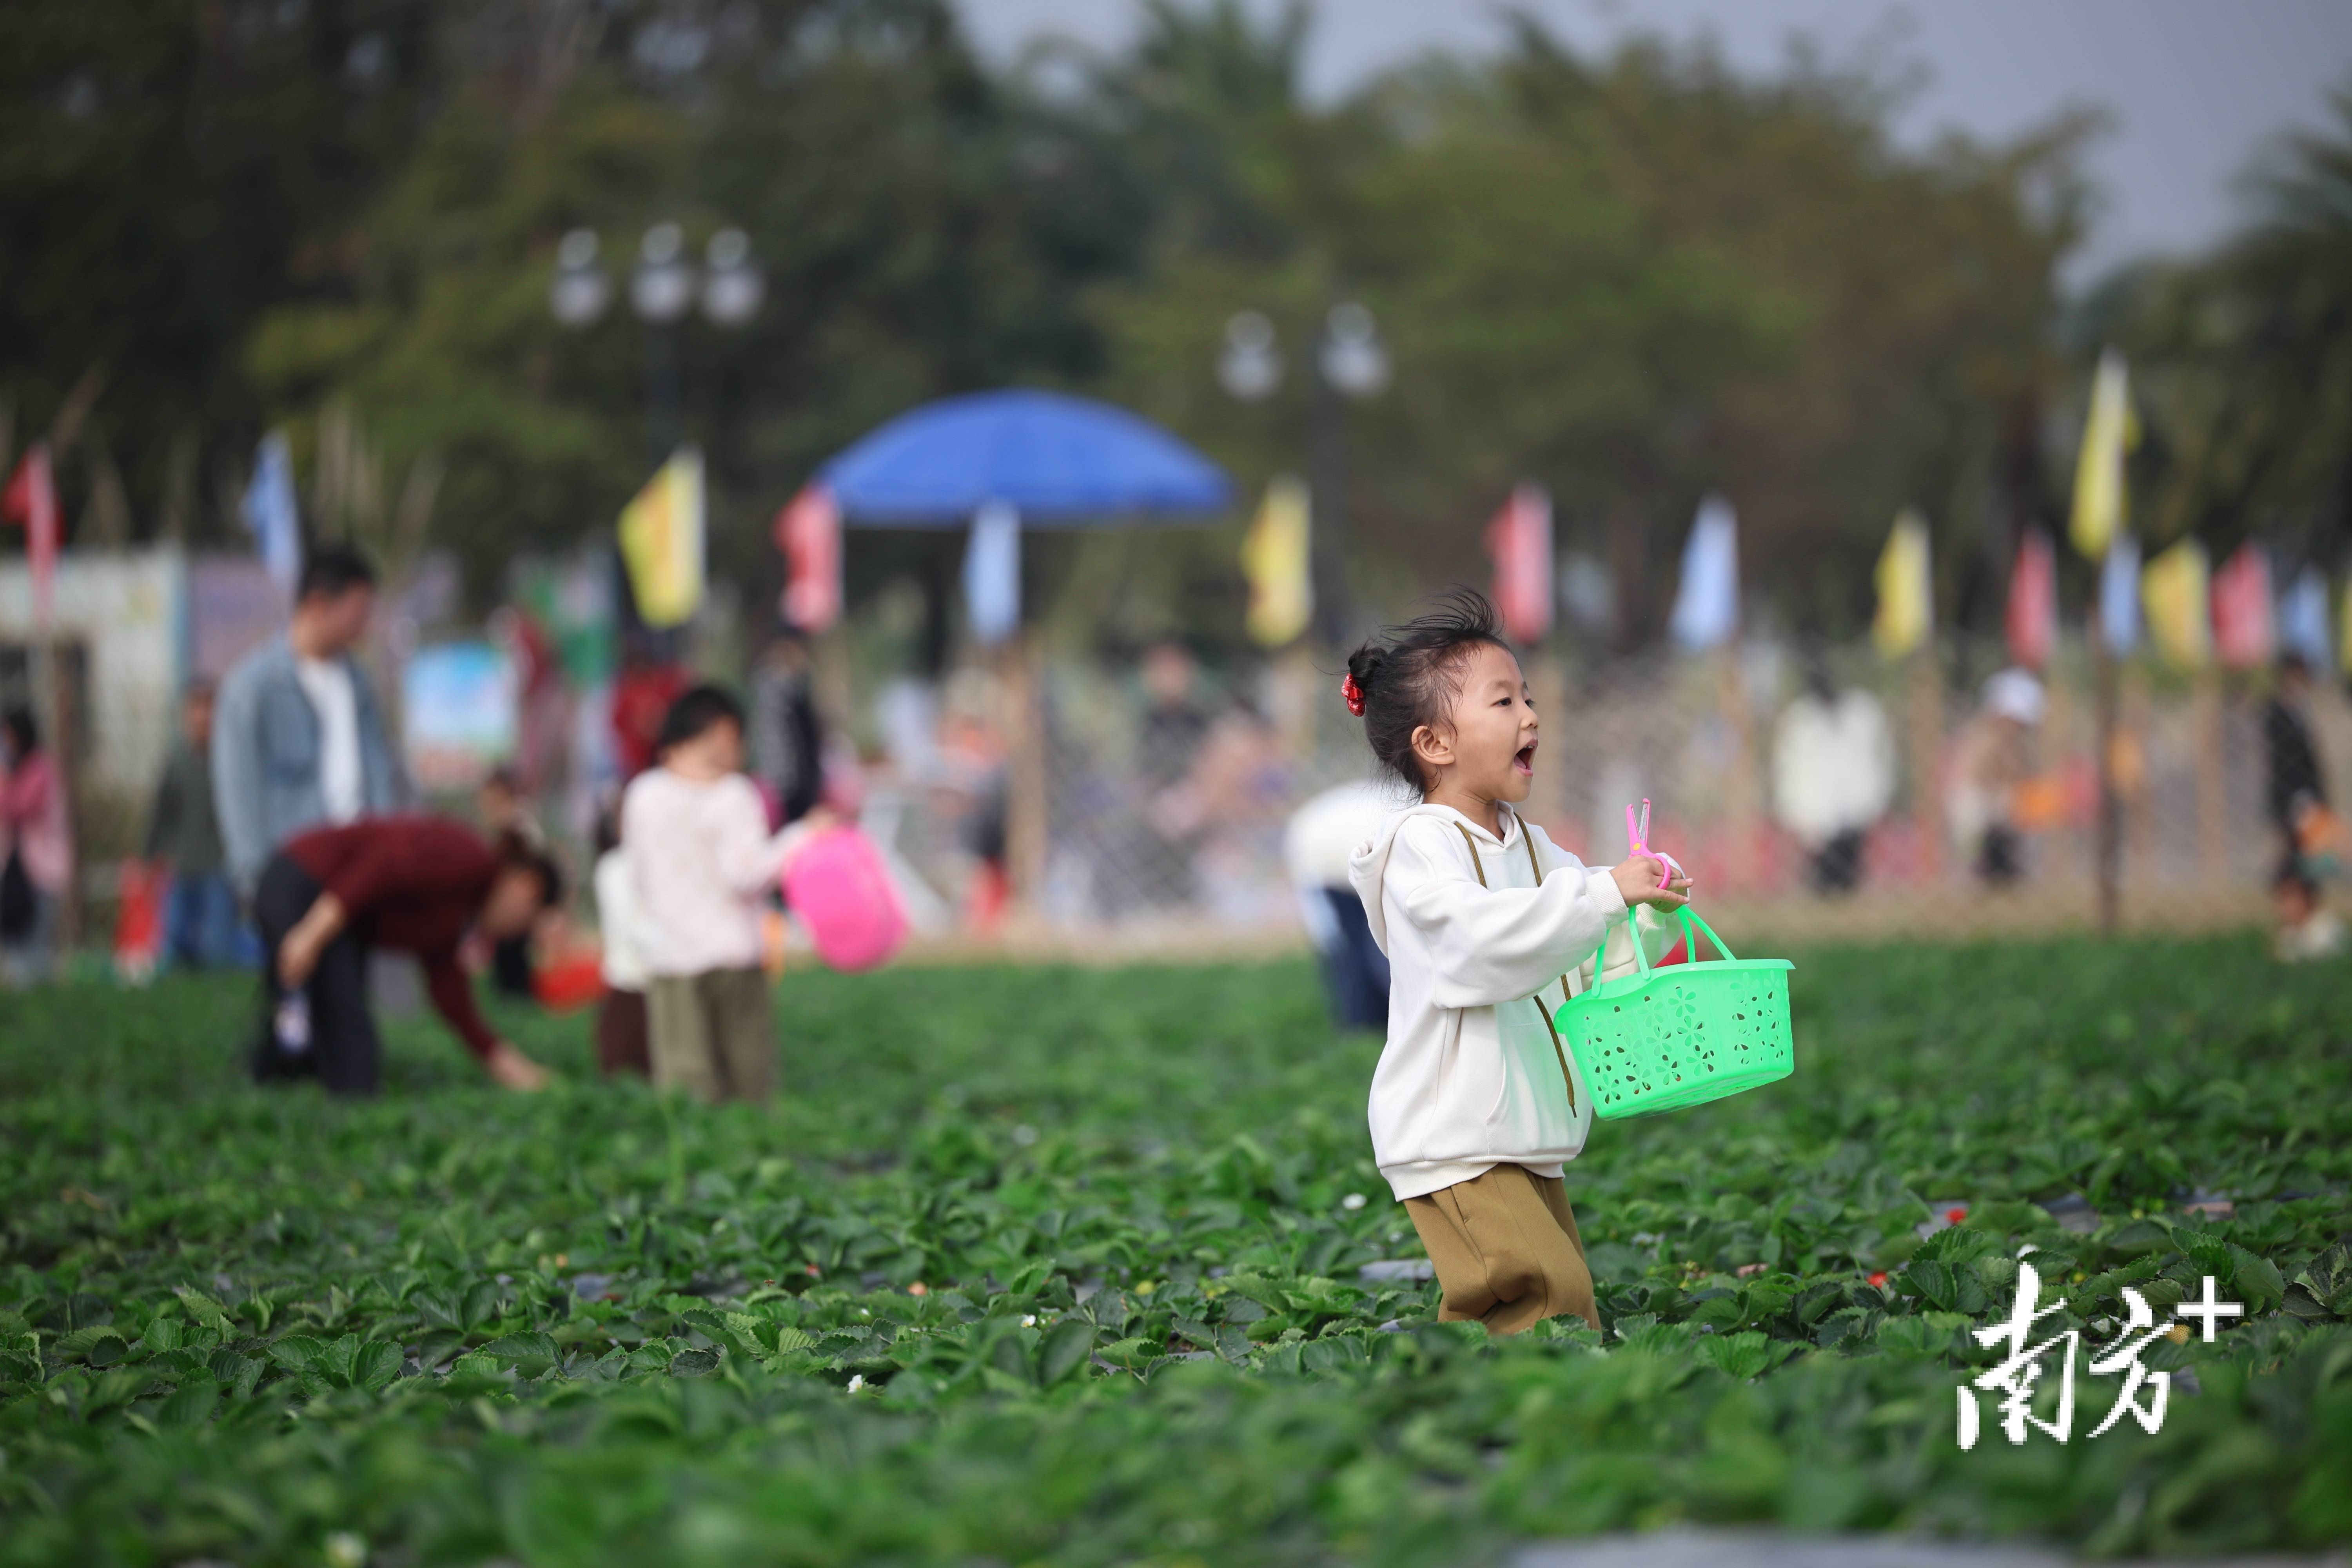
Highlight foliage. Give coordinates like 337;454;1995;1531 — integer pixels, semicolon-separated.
2;934;2350;1564
0;0;446;533
2097;81;2352;561
1075;9;2088;642
6;0;2092;644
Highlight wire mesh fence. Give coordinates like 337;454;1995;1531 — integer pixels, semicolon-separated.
853;637;2332;949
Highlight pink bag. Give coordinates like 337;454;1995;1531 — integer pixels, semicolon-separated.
781;826;908;972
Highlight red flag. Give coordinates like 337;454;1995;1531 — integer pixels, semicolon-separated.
2212;543;2275;669
776;484;841;633
2004;528;2056;670
1483;483;1552;644
2;442;60;629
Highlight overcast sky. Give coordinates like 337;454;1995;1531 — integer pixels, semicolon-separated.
951;0;2352;285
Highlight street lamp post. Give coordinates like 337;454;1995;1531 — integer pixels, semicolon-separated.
550;222;765;644
1220;301;1387;643
550;221;766;464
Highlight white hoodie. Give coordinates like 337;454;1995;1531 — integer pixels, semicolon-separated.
1349;802;1675;1201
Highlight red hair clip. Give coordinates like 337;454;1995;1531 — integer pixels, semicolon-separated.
1340;672;1366;717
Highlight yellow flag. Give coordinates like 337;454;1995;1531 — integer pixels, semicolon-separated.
618;446;704;629
2069;348;2138;561
1871;507;1933;658
1240;475;1312;648
2140;538;2211;670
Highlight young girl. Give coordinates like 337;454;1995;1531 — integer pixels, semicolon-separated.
621;686;822;1102
1346;592;1689;1335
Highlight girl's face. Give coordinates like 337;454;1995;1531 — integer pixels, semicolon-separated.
664;719;745;780
1412;641;1537;805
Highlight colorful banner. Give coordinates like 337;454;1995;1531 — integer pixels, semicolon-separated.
617;446;704;628
2098;533;2141;655
777;484;843;634
1667;494;1739;653
2004;528;2056;669
2279;567;2332;669
1871;507;1932;659
2069;348;2136;561
1240;475;1312;648
2140;539;2210;670
2211;543;2275;670
1;442;59;629
240;432;303;596
1484;483;1553;646
964;501;1020;647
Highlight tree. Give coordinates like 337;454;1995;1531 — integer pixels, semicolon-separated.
2102;82;2352;563
1081;14;2088;645
0;0;448;536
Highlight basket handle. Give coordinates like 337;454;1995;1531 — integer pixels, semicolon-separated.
1586;904;1736;993
1677;905;1737;961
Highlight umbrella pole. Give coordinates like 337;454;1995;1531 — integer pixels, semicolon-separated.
998;635;1048;915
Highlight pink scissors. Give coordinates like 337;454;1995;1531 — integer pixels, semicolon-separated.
1624;798;1685;886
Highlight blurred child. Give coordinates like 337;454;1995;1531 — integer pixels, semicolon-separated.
1344;592;1686;1336
0;706;71;987
145;681;252;969
2272;866;2346;962
621;686;822;1101
590;799;650;1076
476;768;541;997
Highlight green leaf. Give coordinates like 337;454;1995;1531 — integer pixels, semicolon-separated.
481;1333;561;1378
723;1311;775;1353
267;1336;327;1373
1095;1336;1159;1372
2229;1243;2286;1313
173;1286;235;1334
154;1380;221;1428
668;1348;720;1377
1037;1318;1096;1385
56;1326;129;1365
353;1339;404;1391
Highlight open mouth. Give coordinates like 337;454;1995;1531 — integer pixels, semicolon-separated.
1513;740;1537;776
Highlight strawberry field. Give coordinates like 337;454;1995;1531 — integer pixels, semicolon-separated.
3;935;2350;1567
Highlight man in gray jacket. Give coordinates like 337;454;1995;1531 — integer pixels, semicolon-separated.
212;545;401;897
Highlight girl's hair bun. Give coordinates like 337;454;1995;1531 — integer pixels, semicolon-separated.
1341;588;1508;792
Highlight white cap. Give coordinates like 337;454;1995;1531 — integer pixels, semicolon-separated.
1982;668;2046;726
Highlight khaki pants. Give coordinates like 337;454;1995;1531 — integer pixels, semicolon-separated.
1403;1163;1599;1336
645;967;773;1102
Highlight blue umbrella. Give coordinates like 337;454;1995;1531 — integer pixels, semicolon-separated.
818;388;1234;525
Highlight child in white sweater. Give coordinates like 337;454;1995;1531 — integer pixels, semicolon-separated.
1345;591;1688;1335
621;685;820;1102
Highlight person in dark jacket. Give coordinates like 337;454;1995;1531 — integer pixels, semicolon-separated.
747;628;825;827
146;682;252;969
254;817;559;1095
2264;654;2328;877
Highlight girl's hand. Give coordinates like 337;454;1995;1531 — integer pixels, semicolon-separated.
1610;856;1693;910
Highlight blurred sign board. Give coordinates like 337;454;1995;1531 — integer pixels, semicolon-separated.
401;640;517;791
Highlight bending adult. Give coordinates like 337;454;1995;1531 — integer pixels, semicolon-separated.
0;707;73;986
213;544;400;899
255;816;556;1094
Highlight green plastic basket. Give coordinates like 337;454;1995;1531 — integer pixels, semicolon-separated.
1555;907;1794;1119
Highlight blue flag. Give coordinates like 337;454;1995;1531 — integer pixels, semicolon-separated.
1668;495;1739;652
2280;566;2332;668
241;432;303;594
2099;534;2140;654
964;501;1020;647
